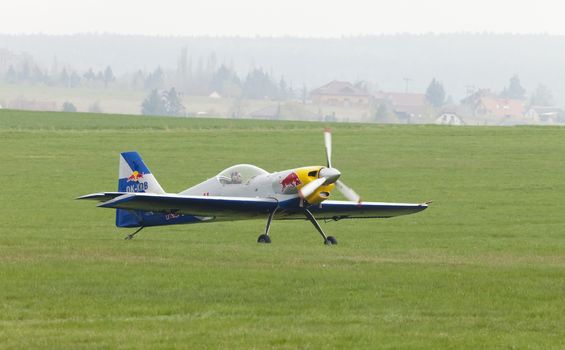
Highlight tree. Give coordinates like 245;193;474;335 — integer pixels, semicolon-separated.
278;77;288;100
59;68;70;87
88;101;102;113
374;104;389;122
163;87;185;116
19;61;30;82
83;68;95;81
141;89;166;116
530;84;553;106
501;75;526;100
70;71;81;88
131;70;145;89
209;65;240;96
141;88;186;116
144;67;164;90
425;78;445;108
103;66;115;88
4;65;17;83
243;68;278;99
177;45;189;90
62;101;77;112
31;64;46;84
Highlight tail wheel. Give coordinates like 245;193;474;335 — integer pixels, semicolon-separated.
325;236;338;245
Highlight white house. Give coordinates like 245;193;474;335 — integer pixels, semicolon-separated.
435;112;465;126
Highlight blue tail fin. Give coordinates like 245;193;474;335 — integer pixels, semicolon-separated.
116;151;165;227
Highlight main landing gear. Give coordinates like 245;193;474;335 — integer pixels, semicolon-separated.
304;208;338;245
257;209;338;245
257;210;276;244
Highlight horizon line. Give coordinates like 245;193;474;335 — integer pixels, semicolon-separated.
0;31;563;39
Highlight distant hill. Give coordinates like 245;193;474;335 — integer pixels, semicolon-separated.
1;33;565;105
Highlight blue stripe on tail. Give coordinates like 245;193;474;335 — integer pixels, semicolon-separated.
116;151;151;228
121;151;151;175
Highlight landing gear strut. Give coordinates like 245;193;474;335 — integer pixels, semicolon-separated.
304;209;337;245
257;210;276;244
125;226;144;240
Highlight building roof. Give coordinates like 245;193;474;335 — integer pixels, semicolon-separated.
375;92;428;116
529;106;564;115
528;106;565;123
310;81;369;97
479;96;524;118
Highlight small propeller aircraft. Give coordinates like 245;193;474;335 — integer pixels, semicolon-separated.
78;129;429;244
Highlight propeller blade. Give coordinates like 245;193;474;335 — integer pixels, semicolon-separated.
322;129;362;203
324;128;332;168
299;178;327;199
335;180;361;203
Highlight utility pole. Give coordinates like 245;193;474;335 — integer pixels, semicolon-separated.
403;77;413;93
465;85;475;97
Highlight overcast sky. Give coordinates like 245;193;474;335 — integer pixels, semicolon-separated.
1;0;563;37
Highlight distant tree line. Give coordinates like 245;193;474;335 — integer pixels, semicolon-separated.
2;58;115;89
139;48;293;100
0;48;294;102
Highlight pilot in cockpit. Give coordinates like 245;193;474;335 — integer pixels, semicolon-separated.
230;171;242;184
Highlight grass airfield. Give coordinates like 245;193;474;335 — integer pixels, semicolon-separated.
0;109;564;349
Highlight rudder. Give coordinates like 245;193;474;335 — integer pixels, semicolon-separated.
116;151;165;227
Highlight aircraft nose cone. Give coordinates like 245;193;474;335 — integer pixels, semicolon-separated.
319;167;341;184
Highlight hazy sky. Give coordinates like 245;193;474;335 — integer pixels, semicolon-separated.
1;0;563;37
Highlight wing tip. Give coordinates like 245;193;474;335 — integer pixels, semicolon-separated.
418;200;433;209
76;193;105;200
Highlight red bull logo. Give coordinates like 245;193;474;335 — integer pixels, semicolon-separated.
125;171;148;192
127;171;144;182
280;172;301;193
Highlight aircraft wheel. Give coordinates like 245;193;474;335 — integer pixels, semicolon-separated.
257;234;271;244
325;236;338;245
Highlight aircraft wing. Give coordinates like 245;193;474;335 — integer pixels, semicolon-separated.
78;192;278;220
278;200;429;220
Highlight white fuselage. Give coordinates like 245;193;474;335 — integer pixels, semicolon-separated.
179;169;299;202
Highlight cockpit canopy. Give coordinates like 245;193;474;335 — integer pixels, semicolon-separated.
216;164;269;185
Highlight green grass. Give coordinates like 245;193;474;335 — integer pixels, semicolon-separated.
0;109;564;349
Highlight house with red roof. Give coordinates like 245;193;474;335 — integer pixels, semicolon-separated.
475;96;525;119
374;91;430;122
461;89;526;124
310;81;371;107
